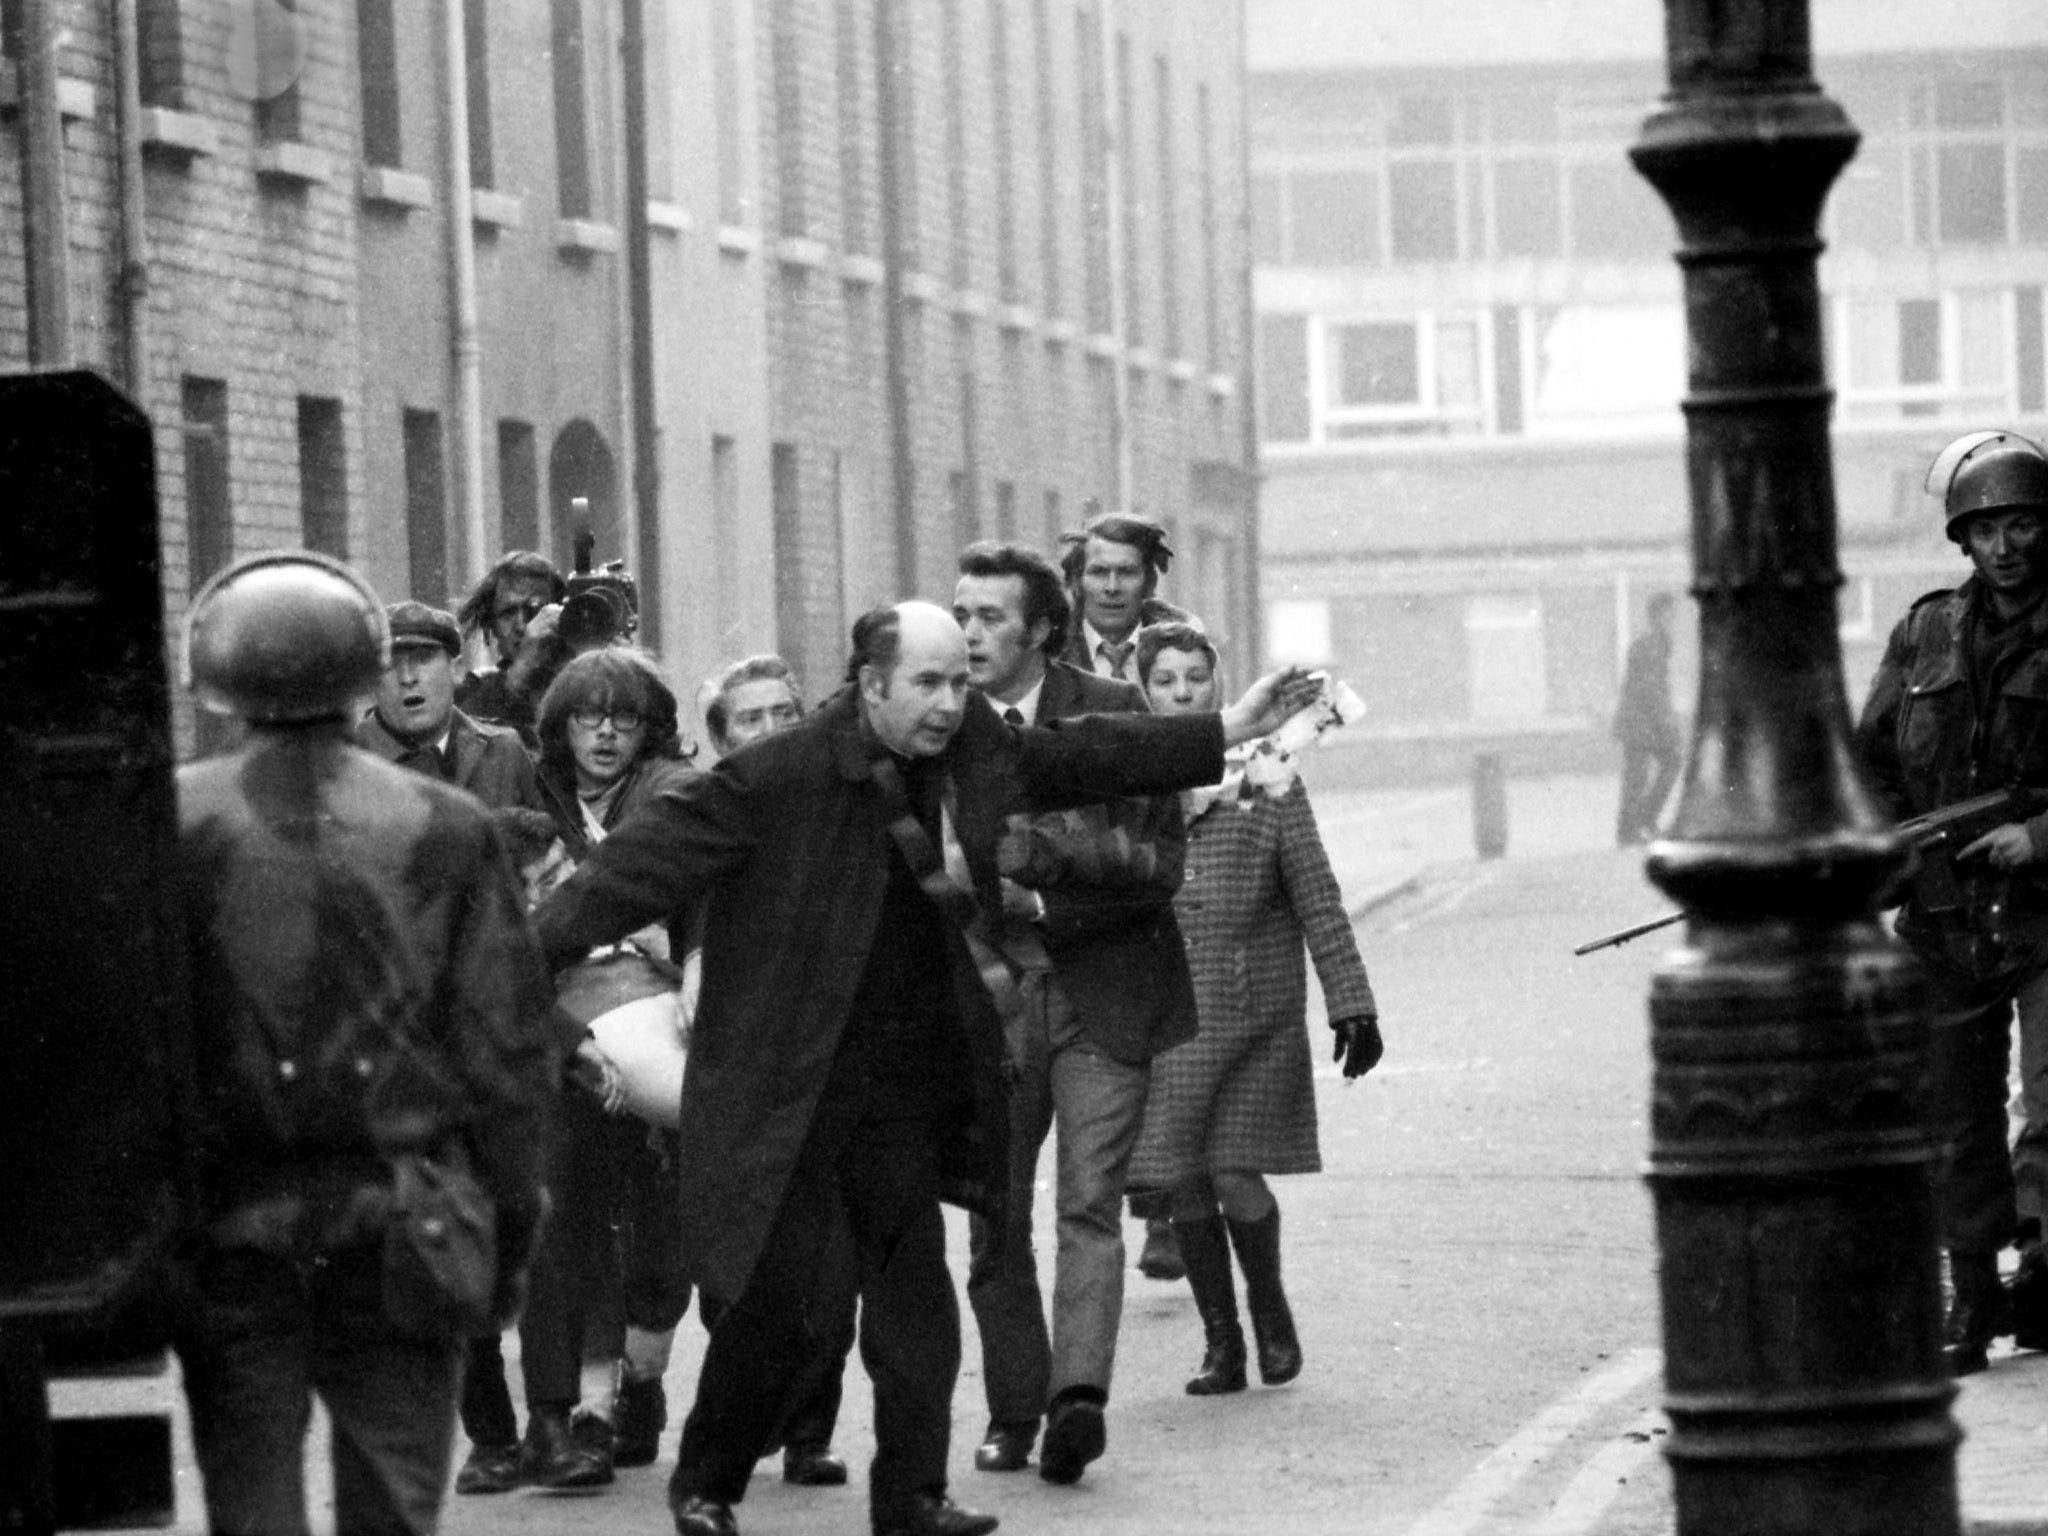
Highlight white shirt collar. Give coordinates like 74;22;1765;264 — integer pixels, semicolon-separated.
1081;619;1139;679
998;674;1046;726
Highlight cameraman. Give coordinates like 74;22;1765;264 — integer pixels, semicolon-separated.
456;551;569;743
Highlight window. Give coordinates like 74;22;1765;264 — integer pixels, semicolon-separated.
1156;55;1179;356
1567;158;1669;259
1317;315;1483;438
254;0;305;143
1938;142;2007;244
771;443;805;660
464;0;493;187
1267;599;1332;668
1198;82;1221;367
498;420;539;552
1077;9;1109;332
1043;487;1063;548
1528;304;1683;436
714;0;745;225
1258;314;1310;443
2020;286;2045;415
137;0;185;108
1388;161;1457;261
358;0;402;167
712;435;739;636
403;409;448;606
297;397;347;558
1838;291;2011;423
945;2;970;288
1034;0;1062;317
552;0;592;218
1492;159;1561;258
772;0;805;237
838;1;869;252
1116;32;1141;344
182;378;231;594
996;479;1018;539
992;0;1018;301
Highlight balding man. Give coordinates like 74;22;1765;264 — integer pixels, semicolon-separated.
534;602;1319;1536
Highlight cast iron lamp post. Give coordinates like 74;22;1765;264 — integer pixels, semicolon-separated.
1630;4;1961;1532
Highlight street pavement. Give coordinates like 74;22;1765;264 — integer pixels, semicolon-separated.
51;769;2048;1534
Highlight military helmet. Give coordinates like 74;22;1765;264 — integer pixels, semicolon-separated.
1926;430;2048;540
185;551;391;721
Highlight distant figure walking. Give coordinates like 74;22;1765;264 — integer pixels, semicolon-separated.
1613;592;1680;846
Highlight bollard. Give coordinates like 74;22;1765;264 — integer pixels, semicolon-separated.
1472;751;1507;860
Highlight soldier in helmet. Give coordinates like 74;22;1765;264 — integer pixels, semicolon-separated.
1856;430;2048;1374
168;552;559;1534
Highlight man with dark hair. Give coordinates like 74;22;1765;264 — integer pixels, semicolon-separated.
953;544;1195;1485
533;600;1321;1536
1056;513;1195;684
455;551;569;741
705;655;805;754
358;602;540;813
1613;591;1680;846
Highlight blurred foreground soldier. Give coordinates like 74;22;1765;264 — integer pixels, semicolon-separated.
169;552;556;1535
358;600;539;810
455;550;569;741
1856;430;2048;1375
1613;591;1679;846
953;544;1192;1484
534;601;1321;1536
1056;513;1195;684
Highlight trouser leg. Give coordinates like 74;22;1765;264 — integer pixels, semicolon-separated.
1925;967;2021;1257
967;977;1055;1430
2010;957;2048;1245
313;1248;463;1536
457;1331;517;1447
169;1245;317;1536
1045;1011;1149;1401
841;1117;957;1526
776;1218;857;1453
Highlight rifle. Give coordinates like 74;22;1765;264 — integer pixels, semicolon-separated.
1571;785;2044;956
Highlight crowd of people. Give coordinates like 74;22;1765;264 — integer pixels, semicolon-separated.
165;510;1386;1536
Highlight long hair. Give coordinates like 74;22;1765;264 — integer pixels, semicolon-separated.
455;551;566;636
535;647;690;787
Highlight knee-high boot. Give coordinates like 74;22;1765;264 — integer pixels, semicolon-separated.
1171;1214;1246;1396
1226;1206;1301;1385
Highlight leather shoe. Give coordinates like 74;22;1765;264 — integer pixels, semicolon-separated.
615;1375;667;1468
453;1440;522;1495
872;1490;999;1536
783;1444;849;1485
972;1421;1034;1473
1037;1394;1105;1486
1137;1218;1186;1281
672;1492;738;1536
520;1405;612;1490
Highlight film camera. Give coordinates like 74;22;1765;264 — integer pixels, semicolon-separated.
560;502;639;653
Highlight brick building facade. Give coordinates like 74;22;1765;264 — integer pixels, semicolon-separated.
0;0;1257;750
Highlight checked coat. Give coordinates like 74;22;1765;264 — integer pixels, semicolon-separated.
1128;779;1377;1185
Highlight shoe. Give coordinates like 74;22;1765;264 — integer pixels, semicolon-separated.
1037;1393;1105;1485
1227;1207;1303;1385
783;1444;849;1486
520;1405;613;1490
872;1490;1000;1536
671;1492;739;1536
453;1440;523;1495
972;1421;1035;1473
1137;1217;1186;1281
1944;1250;2010;1377
615;1375;667;1468
2013;1246;2048;1352
1174;1213;1247;1396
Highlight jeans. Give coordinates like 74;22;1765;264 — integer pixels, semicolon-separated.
968;972;1150;1426
168;1240;461;1536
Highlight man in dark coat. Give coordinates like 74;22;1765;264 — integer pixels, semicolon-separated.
532;601;1318;1536
953;542;1194;1485
357;601;540;814
1613;591;1679;845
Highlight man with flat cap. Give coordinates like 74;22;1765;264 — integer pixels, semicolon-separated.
532;600;1321;1536
358;601;538;811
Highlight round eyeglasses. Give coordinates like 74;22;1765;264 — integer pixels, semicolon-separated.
570;707;644;732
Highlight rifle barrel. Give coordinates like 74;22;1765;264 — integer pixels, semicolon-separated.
1573;910;1685;956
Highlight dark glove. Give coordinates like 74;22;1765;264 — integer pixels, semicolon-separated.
1332;1016;1383;1080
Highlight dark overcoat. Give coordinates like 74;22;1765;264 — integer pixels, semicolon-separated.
356;705;540;811
533;684;1224;1302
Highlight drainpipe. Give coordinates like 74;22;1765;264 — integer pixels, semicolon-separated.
1232;0;1259;676
874;0;916;596
109;0;148;396
19;0;72;364
1095;0;1130;511
620;0;661;647
441;0;487;590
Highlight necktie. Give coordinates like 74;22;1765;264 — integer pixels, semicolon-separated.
1003;707;1025;726
1100;640;1135;680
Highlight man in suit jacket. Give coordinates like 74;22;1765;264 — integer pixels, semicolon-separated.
356;601;540;813
953;544;1196;1487
532;600;1319;1536
1055;512;1196;684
